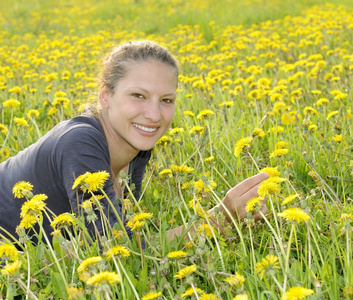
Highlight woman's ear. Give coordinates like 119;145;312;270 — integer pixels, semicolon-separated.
99;84;110;108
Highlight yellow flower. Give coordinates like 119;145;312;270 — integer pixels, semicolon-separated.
269;149;288;158
1;260;22;276
332;134;342;142
308;124;317;131
282;194;299;205
326;110;339;120
19;214;37;229
277;208;310;224
174;265;197;279
51;213;76;230
77;256;103;273
27;109;40;119
234;137;253;157
83;171;110;192
8;86;22;94
0;124;8;133
0;244;19;260
255;255;280;279
224;272;245;288
315;98;329;106
53;97;70;107
183;111;195;117
245;196;264;212
275;141;289;150
258;178;281;197
14;117;29;127
259;167;280;177
252;128;265;138
12;181;34;198
343;286;353;298
141;291;162;300
159;169;172;177
167;251;187;259
170;165;194;173
86;271;121;286
127;212;153;231
181;287;204;298
204;156;214;162
219;101;234;108
200;294;218;300
282;286;314;300
197;109;214;119
106;245;130;260
169;127;185;135
303;107;319;116
190;126;204;135
193;178;217;193
20;194;47;218
233;295;249;300
66;286;84;300
198;224;214;237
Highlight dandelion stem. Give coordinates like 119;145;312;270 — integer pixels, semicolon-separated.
283;223;295;294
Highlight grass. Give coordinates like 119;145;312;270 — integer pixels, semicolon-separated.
0;0;353;299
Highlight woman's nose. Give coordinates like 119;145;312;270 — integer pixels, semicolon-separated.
143;100;162;122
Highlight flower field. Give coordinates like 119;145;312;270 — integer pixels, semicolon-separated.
0;0;353;299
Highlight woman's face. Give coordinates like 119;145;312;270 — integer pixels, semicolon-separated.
100;59;178;153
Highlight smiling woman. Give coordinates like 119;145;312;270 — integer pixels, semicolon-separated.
0;40;268;248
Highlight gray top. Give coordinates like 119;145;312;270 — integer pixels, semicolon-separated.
0;113;151;242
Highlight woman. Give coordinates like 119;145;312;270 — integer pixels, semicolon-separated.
0;41;268;245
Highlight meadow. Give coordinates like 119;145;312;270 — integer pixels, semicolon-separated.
0;0;353;299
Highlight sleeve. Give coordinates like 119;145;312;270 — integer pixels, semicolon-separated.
51;125;127;237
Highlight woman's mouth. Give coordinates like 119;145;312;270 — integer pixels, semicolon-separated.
133;123;158;133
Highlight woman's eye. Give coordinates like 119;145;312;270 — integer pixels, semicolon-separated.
162;98;174;103
132;93;144;99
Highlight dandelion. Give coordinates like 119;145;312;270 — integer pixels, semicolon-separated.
269;149;288;158
258;178;281;197
233;295;249;300
260;167;280;177
169;127;185;135
14;117;29;127
332;134;342;142
308;124;317;131
20;194;47;218
72;172;91;190
127;212;153;231
86;271;121;286
8;86;21;94
12;181;34;198
157;135;173;146
141;291;162;300
174;265;197;279
343;286;353;298
0;124;8;133
159;169;172;177
190;126;204;135
224;272;245;288
1;260;22;276
66;286;84;300
27;109;40;119
170;165;194;173
19;214;37;229
275;141;289;150
51;213;76;230
83;171;110;192
197;109;214;119
278;208;310;224
182;287;204;298
219;101;234;108
167;251;187;259
326;110;339;120
315;98;329;106
200;294;218;300
204;155;214;162
0;244;19;260
193;178;217;193
282;286;314;300
183;111;195;117
77;256;103;273
282;194;299;205
106;245;130;260
198;224;214;237
255;255;280;279
245;196;264;212
234;137;253;157
252;128;265;138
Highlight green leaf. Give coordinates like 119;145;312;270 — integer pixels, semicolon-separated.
50;272;67;299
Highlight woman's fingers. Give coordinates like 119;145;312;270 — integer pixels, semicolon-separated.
227;172;269;197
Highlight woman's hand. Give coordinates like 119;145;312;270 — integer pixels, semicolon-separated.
212;172;269;223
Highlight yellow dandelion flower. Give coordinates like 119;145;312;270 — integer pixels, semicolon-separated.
1;260;22;276
303;107;319;116
204;156;214;162
66;286;84;300
193;178;217;193
282;194;299;205
255;255;280;279
86;271;121;286
190;126;204;135
197;109;214;119
174;265;197;279
182;287;204;298
170;165;194;173
126;219;145;231
332;134;342;142
106;245;130;260
77;256;103;273
72;172;91;190
169;127;185;135
326;110;339;120
14;117;29;127
141;291;162;300
219;101;234;108
308;124;318;131
233;294;249;300
234;137;253;157
315;98;329;106
8;86;21;94
183;111;195;117
159;169;172;177
0;244;19;260
343;286;353;298
0;124;8;133
340;213;353;224
348;109;352;118
258;179;281;197
200;294;218;300
224;272;245;288
277;208;310;224
20;194;47;218
259;167;280;177
167;251;187;259
83;171;110;192
245;196;264;212
282;286;314;300
268;126;284;134
133;212;153;222
51;213;76;230
252;128;265;138
198;224;214;237
334;93;347;100
27;109;40;119
19;214;37;229
269;149;288;158
12;181;34;198
275;141;289;150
